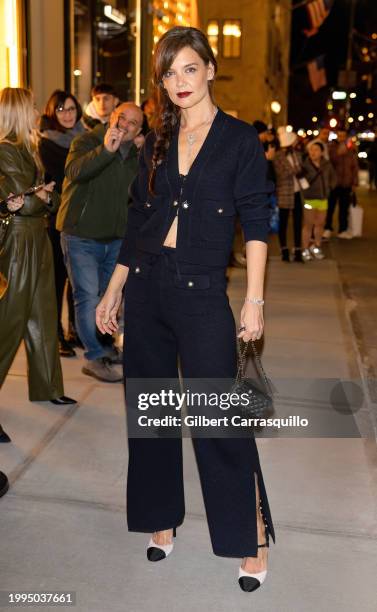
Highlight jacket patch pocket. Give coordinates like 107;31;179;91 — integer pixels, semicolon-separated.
200;200;235;243
170;273;227;315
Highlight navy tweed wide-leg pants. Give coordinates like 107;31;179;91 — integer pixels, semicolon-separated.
123;247;275;557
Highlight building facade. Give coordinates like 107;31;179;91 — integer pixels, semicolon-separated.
1;0;289;124
199;0;291;125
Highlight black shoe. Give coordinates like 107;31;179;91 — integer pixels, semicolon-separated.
50;396;77;405
59;337;76;358
0;424;11;443
0;471;9;497
281;247;290;262
293;248;304;263
66;327;84;349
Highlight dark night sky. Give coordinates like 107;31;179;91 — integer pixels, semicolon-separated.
288;0;377;130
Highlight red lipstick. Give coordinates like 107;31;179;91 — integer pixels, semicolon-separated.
177;92;192;98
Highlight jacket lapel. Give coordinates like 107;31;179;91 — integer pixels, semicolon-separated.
166;108;228;198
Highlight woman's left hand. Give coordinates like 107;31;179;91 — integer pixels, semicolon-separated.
238;302;264;342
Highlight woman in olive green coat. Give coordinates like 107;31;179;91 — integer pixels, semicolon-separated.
0;87;75;407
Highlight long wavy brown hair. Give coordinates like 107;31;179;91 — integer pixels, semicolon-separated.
149;26;217;193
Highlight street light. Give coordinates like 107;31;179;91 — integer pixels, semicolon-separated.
329;118;337;128
271;101;281;114
349;92;357;99
358;115;364;121
348;117;354;123
312;116;318;122
332;91;347;100
368;112;374;119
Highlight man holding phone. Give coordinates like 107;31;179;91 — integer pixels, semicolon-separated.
58;103;143;382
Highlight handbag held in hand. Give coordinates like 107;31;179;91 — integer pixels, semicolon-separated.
231;340;274;419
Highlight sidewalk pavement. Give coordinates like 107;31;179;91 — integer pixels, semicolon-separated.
0;256;376;612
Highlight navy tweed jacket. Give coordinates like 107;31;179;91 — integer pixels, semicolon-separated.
118;108;271;269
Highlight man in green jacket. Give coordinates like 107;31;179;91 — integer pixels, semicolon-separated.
58;102;143;382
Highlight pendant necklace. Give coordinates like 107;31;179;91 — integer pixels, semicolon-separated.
182;107;218;166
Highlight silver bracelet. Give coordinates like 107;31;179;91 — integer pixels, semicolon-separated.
245;297;264;306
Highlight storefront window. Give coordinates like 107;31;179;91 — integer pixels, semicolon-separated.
70;0;135;106
69;0;198;106
207;20;219;57
0;0;24;88
222;20;242;59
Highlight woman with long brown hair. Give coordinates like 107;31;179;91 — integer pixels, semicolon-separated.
39;89;85;357
0;87;76;408
96;27;275;591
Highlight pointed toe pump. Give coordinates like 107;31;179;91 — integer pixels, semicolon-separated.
238;565;267;592
239;500;270;592
146;527;176;562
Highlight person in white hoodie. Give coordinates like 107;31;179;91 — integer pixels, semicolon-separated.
83;83;119;130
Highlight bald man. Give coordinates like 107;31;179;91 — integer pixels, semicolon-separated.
57;102;143;382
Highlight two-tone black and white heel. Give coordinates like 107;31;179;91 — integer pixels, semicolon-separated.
146;527;177;562
238;500;270;592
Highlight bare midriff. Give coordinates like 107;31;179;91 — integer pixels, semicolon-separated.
163;215;178;248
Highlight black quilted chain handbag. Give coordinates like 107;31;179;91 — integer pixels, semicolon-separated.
231;339;274;419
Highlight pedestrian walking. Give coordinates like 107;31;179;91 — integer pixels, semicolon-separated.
58;102;143;383
301;142;337;261
39;89;86;357
96;26;275;593
273;126;305;262
323;129;359;239
0;87;76;405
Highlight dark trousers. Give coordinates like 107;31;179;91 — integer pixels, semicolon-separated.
278;191;302;250
0;218;63;400
123;247;275;557
325;186;352;233
48;224;75;338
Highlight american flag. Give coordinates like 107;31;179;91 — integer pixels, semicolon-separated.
307;55;327;92
304;0;333;37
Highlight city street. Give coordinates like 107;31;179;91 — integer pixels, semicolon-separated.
0;187;376;612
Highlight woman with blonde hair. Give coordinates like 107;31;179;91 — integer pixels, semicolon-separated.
0;87;76;409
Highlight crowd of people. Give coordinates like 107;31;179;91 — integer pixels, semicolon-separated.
250;122;360;263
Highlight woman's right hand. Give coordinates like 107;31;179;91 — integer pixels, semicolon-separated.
96;289;123;335
7;193;25;212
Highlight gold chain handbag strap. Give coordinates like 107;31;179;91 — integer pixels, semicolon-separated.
236;338;273;396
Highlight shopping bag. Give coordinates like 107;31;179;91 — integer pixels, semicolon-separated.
348;198;363;237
